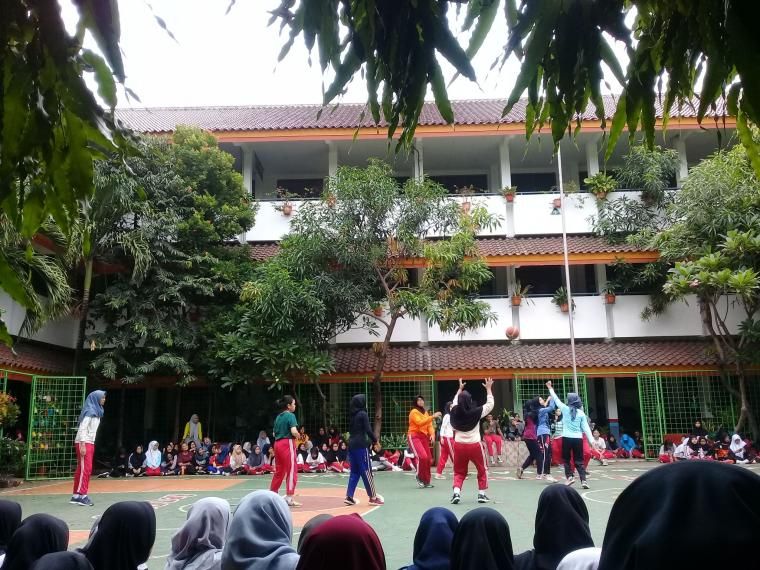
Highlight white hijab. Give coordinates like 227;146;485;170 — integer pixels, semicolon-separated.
730;434;746;455
146;441;162;469
557;547;602;570
166;498;230;570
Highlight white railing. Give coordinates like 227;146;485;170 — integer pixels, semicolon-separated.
519;296;608;340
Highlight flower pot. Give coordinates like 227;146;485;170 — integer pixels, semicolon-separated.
560;303;570;313
605;293;616;304
594;192;607;200
372;306;384;317
461;201;472;214
552;197;562;208
326;194;337;208
281;203;293;216
511;295;522;307
505;194;515;203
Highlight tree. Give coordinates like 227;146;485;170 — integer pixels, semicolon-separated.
651;143;760;436
255;160;497;434
273;1;760;168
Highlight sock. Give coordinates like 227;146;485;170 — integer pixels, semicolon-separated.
478;490;487;495
453;487;461;494
72;494;80;499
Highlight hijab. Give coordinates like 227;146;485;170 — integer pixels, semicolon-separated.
78;390;106;424
404;507;459;570
129;446;146;469
450;391;484;432
146;441;162;469
349;394;367;416
450;508;514;570
247;446;264;468
216;445;230;464
257;431;270;449
296;514;333;553
166;498;230;570
0;500;22;554
296;514;384;570
515;485;593;570
566;393;582;421
556;548;601;570
730;434;746;454
1;513;68;570
598;461;760;570
31;552;93;570
691;420;708;437
221;490;298;570
80;501;156;570
523;398;541;424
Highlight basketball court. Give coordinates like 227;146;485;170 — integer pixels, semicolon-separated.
7;461;755;569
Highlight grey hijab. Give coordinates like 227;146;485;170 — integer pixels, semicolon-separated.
220;491;299;570
166;498;231;570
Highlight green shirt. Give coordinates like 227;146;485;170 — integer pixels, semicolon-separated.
273;411;298;440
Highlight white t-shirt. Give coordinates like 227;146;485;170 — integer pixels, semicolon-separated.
452;394;494;444
75;416;101;444
440;414;453;438
306;452;326;467
592;436;607;452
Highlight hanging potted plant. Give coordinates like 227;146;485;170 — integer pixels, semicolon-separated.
552;286;576;313
584;172;617;200
275;187;297;216
371;303;384;317
457;185;476;214
510;281;533;307
551;181;578;210
501;186;517;203
603;283;617;304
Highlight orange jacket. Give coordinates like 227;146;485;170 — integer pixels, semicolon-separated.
408;409;435;438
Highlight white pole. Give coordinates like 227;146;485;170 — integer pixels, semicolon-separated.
556;146;579;393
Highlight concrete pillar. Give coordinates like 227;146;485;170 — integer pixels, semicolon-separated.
604;377;620;438
327;141;338;177
585;140;600;176
562;147;580;187
674;136;688;185
596;264;614;339
413;139;424;181
241;145;254;196
499;138;515;237
507;266;520;336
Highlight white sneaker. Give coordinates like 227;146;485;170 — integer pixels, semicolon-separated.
544;475;557;483
581;480;590;489
434;474;445;480
565;477;575;486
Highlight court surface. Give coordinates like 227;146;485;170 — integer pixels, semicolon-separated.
5;461;758;569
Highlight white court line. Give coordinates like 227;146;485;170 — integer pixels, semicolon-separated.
581;488;625;505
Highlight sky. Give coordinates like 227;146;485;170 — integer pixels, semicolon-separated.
61;0;627;110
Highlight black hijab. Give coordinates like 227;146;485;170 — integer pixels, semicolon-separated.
0;500;21;554
31;552;93;570
129;447;145;469
297;514;333;553
80;501;156;570
350;394;367;415
1;513;68;570
691;420;708;437
523;398;541;424
598;461;760;570
450;507;514;570
515;485;593;570
450;391;484;432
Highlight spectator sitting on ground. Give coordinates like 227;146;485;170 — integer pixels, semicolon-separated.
209;445;231;475
371;443;402;471
166;497;230;570
619;433;640;458
110;447;129;478
1;514;68;570
256;430;270;451
658;440;676;463
79;501;156;570
229;444;247;475
713;434;733;462
296;426;311;450
194;444;210;473
399;507;458;570
690;419;708;438
127;444;146;477
244;445;269;475
297;514;386;570
177;442;196;475
730;434;750;464
162;451;178;475
324;443;345;473
590;430;610;466
697;436;713;459
144;441;162;476
312;427;328;450
328;426;342;447
402;447;417;471
306;447;327;473
338;440;350;469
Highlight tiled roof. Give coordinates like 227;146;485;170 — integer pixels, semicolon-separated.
249;236;651;261
329;340;715;375
0;341;74;376
116;96;725;134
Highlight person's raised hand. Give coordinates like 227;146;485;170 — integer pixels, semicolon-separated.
458;378;465;391
483;377;494;390
546;380;552;389
433;411;442;418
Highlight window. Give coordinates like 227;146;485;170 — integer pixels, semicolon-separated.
515;265;598;295
511;172;557;193
428;174;488;194
275;178;324;198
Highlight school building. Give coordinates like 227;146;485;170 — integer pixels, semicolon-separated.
2;96;758;467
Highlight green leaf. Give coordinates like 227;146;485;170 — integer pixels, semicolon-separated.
430;60;454;123
0;321;12;347
605;96;627;161
82;49;117;109
464;0;499;59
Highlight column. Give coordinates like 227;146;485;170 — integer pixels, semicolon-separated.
143;388;156;440
241;145;254;196
562;146;580;187
499;137;515;237
507;266;520;340
326;141;338;176
674;136;688;185
604;377;620;439
585;139;600;176
596;264;614;339
413;139;424;181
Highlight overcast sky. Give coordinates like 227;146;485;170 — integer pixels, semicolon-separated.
62;1;627;109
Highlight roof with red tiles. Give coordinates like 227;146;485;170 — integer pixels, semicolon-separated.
328;340;715;375
249;236;650;261
0;341;74;377
116;96;726;134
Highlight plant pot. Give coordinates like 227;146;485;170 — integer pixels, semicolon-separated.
511;295;522;307
372;306;384;317
505;194;515;203
560;303;570;313
281;203;293;216
594;192;607;200
461;201;472;214
326;194;337;208
552;197;562;208
605;293;616;304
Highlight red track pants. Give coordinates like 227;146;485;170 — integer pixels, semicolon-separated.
270;439;297;495
408;433;432;485
453;440;489;491
73;443;94;496
436;436;455;475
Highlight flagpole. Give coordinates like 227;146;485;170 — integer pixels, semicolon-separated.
556;145;579;394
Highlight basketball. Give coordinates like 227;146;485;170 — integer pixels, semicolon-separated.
505;326;520;340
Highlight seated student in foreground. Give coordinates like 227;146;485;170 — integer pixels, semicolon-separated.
402;446;417;471
589;429;610;466
208;444;231;475
244;444;271;474
110;447;129;477
162;451;178;475
370;443;402;471
713;433;733;462
730;434;751;464
194;443;210;474
306;446;327;473
144;441;162;476
127;444;146;477
177;442;196;475
229;443;247;475
324;442;345;473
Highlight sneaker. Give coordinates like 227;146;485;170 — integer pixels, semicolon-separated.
423;483;434;488
477;493;490;503
544;475;558;483
416;476;425;488
368;496;385;505
344;496;357;506
497;457;503;464
535;474;543;480
565;477;576;486
450;493;461;504
79;496;94;507
286;499;302;507
434;474;446;480
581;481;590;489
516;467;524;479
392;466;402;472
602;460;609;466
69;496;81;505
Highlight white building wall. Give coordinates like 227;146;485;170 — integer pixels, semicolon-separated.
519;296;608;340
611;295;703;338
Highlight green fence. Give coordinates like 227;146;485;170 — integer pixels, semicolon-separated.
0;370;7;439
514;372;589;414
26;375;86;480
296;376;434;446
636;370;757;458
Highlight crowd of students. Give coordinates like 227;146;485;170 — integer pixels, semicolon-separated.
2;461;759;569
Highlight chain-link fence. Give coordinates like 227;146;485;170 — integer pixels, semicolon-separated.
514;372;589;414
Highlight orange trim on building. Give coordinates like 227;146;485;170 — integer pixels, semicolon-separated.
215;117;736;144
394;250;659;268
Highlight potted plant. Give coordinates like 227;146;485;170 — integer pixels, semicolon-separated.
552;286;576;313
501;186;517;203
584;172;617;200
371;303;384;317
603;283;617;304
275;187;297;216
551;180;578;209
510;281;533;307
457;185;476;214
